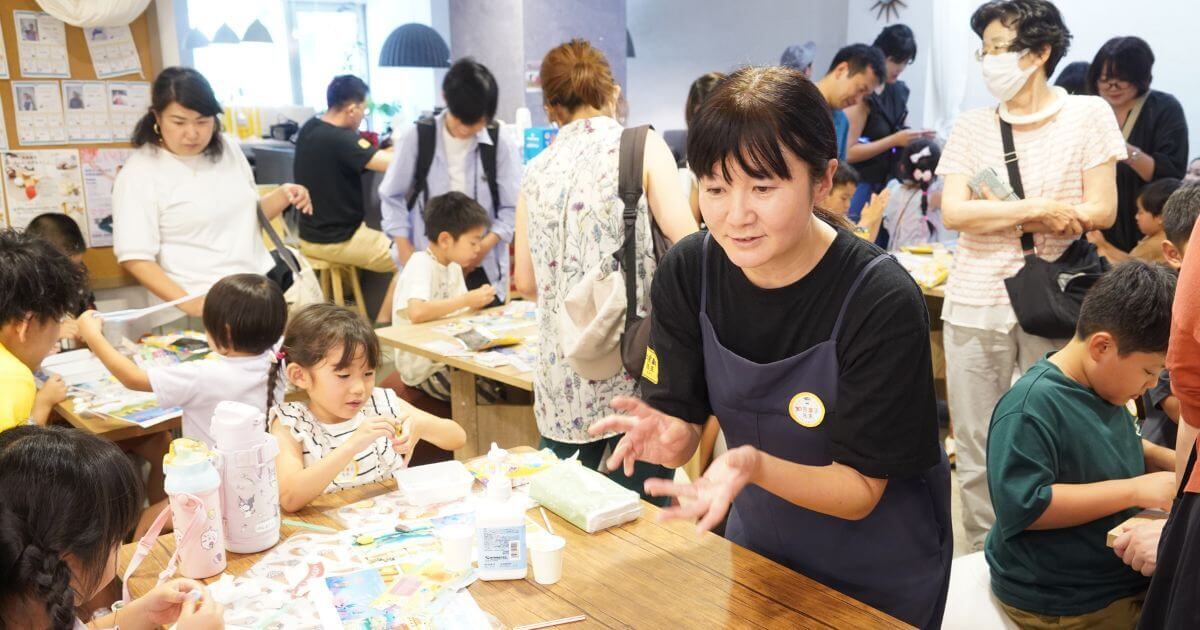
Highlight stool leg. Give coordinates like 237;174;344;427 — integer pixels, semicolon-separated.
348;267;368;320
330;267;345;308
318;268;332;301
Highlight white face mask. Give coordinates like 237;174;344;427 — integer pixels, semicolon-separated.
981;51;1037;102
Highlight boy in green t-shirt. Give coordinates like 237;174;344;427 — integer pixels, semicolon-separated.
986;260;1179;628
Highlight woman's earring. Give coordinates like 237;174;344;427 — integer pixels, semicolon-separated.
153;122;160;136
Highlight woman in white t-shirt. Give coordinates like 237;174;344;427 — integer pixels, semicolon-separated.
112;67;312;318
937;1;1125;551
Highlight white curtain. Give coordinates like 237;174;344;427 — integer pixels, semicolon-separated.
35;0;151;27
923;0;991;138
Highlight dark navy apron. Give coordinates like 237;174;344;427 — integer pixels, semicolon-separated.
697;234;952;629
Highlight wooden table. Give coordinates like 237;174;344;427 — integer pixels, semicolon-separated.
53;398;180;442
377;306;541;460
119;479;911;629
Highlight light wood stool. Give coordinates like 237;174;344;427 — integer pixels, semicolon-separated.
307;257;368;319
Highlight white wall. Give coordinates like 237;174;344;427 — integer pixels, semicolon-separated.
844;1;932;130
625;0;849;131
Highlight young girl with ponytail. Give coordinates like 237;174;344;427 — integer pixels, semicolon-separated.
0;425;223;629
878;138;955;251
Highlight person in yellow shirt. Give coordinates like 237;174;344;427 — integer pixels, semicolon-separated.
0;228;86;430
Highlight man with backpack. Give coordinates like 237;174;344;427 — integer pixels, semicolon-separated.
378;58;520;305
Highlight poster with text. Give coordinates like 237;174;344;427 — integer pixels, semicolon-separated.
84;25;142;79
79;148;129;247
2;150;86;242
11;81;66;145
107;81;150;142
13;11;69;78
0;23;10;79
62;81;112;143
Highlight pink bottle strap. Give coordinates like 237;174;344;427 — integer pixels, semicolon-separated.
121;493;208;604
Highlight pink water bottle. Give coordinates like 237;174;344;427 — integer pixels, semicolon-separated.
162;439;227;579
211;401;281;553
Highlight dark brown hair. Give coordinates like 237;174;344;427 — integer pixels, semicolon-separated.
202;273;288;409
686;66;851;229
282;303;380;372
540;39;614;116
970;0;1072;77
685;72;726;130
132;66;224;159
0;426;141;630
1086;36;1154;97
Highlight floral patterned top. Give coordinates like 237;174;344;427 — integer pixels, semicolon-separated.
522;116;657;443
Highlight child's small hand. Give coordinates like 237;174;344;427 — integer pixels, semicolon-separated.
175;585;225;630
137;578;208;625
391;415;420;455
1132;471;1176;511
349;417;396;452
76;310;104;343
35;374;68;407
466;285;496;310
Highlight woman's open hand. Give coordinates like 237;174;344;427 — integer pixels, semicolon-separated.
645;445;761;533
588;396;700;475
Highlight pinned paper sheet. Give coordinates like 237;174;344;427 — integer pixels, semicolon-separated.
106;81;150;142
62;81;112;143
0;23;10;79
13;11;69;78
83;25;142;79
1;150;84;237
100;293;207;323
11;81;67;145
80;148;130;247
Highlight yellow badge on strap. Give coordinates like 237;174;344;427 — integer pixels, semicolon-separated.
642;348;659;385
788;392;825;428
357;138;372;149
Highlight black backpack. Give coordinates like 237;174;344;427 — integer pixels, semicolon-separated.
405;117;501;216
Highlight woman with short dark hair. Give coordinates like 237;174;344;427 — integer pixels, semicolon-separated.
1085;36;1189;252
845;23;931;220
588;65;951;629
113;67;311;318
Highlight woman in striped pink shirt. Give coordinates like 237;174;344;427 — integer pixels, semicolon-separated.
936;0;1126;551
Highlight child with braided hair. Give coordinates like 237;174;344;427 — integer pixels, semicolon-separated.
0;425;223;629
879;137;956;251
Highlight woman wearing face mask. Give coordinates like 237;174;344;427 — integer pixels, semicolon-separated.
587;65;951;629
1084;36;1188;254
937;0;1125;552
113;67;312;321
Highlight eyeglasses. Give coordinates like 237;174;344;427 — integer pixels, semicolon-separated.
975;40;1017;61
1097;77;1133;91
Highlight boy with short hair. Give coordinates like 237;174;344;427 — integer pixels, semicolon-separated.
25;213;97;339
393;191;497;400
1090;178;1182;265
1161;181;1200;269
987;260;1179;628
0;228;86;429
828;163;890;241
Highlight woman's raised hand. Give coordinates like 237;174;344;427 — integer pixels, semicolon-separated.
588;396;699;476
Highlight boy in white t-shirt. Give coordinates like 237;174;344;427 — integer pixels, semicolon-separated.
394;191;497;399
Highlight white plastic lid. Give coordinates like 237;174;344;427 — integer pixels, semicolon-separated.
486;472;512;500
211;400;266;447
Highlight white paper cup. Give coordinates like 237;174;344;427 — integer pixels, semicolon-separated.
438;524;474;573
527;533;565;585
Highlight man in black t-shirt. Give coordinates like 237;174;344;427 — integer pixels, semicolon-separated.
294;75;395;321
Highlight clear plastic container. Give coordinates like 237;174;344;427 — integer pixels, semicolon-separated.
393;460;474;506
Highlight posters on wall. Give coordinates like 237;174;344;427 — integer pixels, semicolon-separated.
0;23;10;80
84;25;142;79
13;11;69;79
62;81;112;143
11;81;66;145
1;150;86;243
79;148;130;247
107;81;150;142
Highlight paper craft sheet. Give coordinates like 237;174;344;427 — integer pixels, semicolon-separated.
13;11;69;78
62;81;113;143
106;81;150;142
1;149;85;236
83;25;142;79
79;148;130;246
11;81;66;145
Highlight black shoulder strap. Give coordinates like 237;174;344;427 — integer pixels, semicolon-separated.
406;118;437;211
479;122;501;216
999;116;1036;255
617;125;650;327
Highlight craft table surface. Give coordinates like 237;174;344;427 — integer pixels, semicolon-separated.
53;398;180;442
118;456;911;628
376;306;536;392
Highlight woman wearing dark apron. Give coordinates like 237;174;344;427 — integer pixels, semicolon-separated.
589;66;952;629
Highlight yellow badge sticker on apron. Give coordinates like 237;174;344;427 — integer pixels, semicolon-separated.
642;348;660;385
788;392;825;428
357;138;372;149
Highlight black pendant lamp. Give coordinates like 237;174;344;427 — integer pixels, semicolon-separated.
379;23;450;68
626;29;635;58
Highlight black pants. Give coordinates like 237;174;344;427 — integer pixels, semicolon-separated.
464;267;503;308
539;435;672;507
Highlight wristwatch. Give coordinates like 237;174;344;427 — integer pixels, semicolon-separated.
1128;147;1141;161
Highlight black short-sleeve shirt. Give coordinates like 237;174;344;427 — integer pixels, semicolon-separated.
641;228;940;478
294;118;378;244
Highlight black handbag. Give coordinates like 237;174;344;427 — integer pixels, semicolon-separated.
1000;117;1110;339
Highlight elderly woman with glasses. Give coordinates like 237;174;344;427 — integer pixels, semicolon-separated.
1085;36;1189;253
